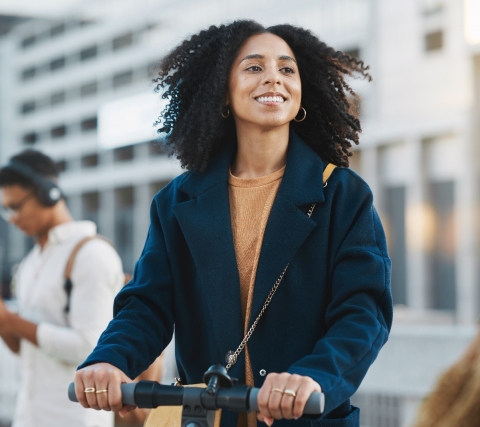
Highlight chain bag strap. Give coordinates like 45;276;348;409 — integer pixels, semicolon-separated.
225;163;337;369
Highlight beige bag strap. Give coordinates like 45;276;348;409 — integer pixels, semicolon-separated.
64;235;113;280
63;235;114;314
323;163;337;186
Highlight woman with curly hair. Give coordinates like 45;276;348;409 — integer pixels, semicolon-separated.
74;20;392;427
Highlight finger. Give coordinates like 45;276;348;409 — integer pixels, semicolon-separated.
292;380;321;420
118;404;136;418
269;373;292;420
83;369;100;410
74;371;89;409
94;370;110;411
257;414;274;427
109;373;131;413
257;373;277;420
279;375;303;420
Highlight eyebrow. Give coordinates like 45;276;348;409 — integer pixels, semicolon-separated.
240;54;297;64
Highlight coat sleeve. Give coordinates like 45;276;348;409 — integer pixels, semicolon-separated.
287;171;393;415
77;198;175;379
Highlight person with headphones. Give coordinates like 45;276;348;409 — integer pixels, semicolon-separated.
0;149;124;427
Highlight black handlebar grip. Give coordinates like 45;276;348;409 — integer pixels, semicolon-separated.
68;383;137;406
248;388;325;415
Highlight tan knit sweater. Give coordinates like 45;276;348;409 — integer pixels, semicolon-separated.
228;165;285;427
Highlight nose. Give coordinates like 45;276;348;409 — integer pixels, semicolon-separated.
262;66;282;86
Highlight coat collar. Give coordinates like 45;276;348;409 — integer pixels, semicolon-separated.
173;131;326;373
178;131;326;206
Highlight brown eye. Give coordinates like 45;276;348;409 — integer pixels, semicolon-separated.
246;65;262;72
281;67;295;74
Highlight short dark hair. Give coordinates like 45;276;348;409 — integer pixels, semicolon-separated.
0;149;59;189
154;20;370;171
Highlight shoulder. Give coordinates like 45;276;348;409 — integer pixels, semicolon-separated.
331;166;371;192
150;172;193;221
326;166;373;206
152;172;190;203
74;236;122;269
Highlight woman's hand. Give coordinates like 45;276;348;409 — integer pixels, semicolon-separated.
256;373;322;426
74;362;135;417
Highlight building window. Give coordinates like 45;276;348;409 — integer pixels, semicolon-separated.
21;67;36;80
114;145;134;162
429;181;456;311
23;132;37;145
50;23;65;37
82;191;100;228
56;160;67;173
115;186;134;208
50;56;66;71
21;101;36;115
83;191;100;212
50;91;66;106
81;116;97;132
21;35;36;49
115;186;134;272
81;153;99;168
112;32;133;50
384;186;407;305
80;81;97;97
80;45;97;61
149;140;165;156
51;124;67;139
425;30;443;51
112;70;133;88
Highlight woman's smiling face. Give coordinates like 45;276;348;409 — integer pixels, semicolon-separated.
226;32;302;132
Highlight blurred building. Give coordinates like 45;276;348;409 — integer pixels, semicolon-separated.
0;0;480;426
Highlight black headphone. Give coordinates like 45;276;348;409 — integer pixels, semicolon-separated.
6;160;63;207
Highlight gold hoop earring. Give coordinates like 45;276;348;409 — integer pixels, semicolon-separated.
221;106;230;119
294;106;306;122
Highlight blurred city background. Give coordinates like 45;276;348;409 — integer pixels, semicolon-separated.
0;0;479;426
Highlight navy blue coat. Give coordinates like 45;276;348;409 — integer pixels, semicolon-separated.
80;132;393;426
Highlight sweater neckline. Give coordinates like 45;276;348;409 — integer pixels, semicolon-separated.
228;165;285;188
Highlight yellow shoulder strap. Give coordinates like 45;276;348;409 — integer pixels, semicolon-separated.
323;163;337;185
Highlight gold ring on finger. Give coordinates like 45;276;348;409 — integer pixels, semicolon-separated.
84;387;96;393
95;389;108;394
284;389;297;398
272;388;284;394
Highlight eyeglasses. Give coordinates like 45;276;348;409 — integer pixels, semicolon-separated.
0;192;35;222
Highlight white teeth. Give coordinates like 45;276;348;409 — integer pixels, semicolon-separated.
256;96;285;103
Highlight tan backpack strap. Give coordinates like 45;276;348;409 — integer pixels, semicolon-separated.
64;235;113;280
323;163;337;186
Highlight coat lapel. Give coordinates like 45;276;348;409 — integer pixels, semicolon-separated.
248;132;326;324
173;142;244;365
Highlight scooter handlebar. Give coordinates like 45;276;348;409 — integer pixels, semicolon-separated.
68;382;325;415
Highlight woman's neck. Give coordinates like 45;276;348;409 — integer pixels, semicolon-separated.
231;125;290;179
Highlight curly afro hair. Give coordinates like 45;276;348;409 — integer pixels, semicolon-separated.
153;20;370;172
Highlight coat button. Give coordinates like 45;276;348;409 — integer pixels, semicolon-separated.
259;369;266;377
